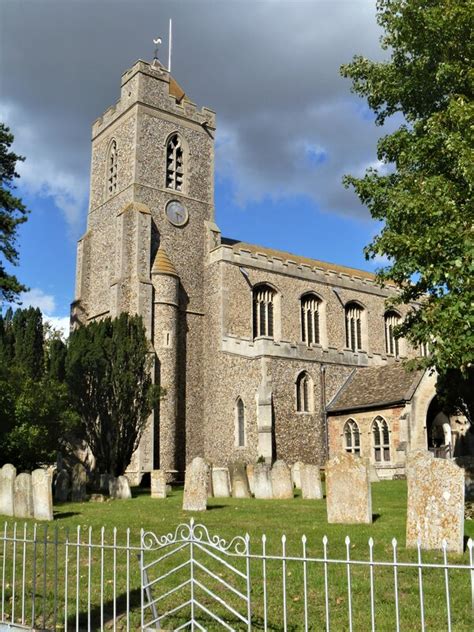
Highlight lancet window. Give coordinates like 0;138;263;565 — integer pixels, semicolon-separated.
107;140;118;197
301;294;321;345
236;398;245;447
253;285;275;339
345;302;363;351
372;416;390;462
344;419;360;456
296;371;313;413
384;311;401;357
166;134;184;191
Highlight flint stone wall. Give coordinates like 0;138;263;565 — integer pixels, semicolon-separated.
326;454;372;524
0;464;16;516
183;457;209;511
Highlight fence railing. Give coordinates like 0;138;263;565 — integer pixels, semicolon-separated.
1;519;473;631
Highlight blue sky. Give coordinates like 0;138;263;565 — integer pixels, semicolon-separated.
1;1;389;336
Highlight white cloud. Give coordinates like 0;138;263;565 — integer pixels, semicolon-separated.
45;316;70;340
20;288;56;315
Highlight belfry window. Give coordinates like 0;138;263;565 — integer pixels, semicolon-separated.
107;140;118;197
344;419;360;456
301;294;320;345
384;311;401;357
345;302;363;351
166;134;184;191
372;416;390;462
236;398;245;447
296;371;313;413
253;285;275;339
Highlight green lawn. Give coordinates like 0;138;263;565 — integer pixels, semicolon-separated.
1;480;473;630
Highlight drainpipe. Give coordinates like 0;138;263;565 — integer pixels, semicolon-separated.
320;364;328;462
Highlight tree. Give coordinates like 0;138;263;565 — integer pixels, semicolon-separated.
0;123;29;303
66;313;159;476
340;0;473;377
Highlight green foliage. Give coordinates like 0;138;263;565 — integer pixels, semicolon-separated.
436;367;474;423
66;313;160;476
341;0;473;374
0;123;29;304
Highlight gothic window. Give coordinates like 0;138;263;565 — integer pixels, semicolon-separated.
301;294;321;345
236;398;245;447
166;134;184;191
419;341;430;357
107;140;118;197
345;302;363;351
253;285;275;339
372;416;390;462
344;419;360;456
384;311;401;357
296;371;313;413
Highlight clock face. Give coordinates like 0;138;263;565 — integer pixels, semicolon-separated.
166;200;188;227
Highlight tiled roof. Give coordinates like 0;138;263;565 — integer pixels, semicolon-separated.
152;247;178;277
327;364;425;413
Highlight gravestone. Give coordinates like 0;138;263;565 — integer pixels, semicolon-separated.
71;463;87;502
326;454;372;524
253;463;273;499
369;465;380;483
207;467;214;498
246;464;255;495
406;450;464;553
291;461;304;489
54;470;70;502
109;475;132;499
32;469;53;521
182;457;209;511
270;460;293;499
0;464;16;516
301;464;323;500
212;467;230;498
99;473;113;494
14;473;34;518
230;462;251;498
151;470;167;499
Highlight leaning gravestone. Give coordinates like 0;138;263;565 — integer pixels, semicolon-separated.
54;470;70;502
183;457;209;511
301;464;323;500
291;461;304;489
212;467;230;498
0;464;16;516
71;463;87;502
32;469;53;521
246;464;255;495
230;462;251;498
151;470;167;499
14;473;34;518
326;454;372;524
254;463;273;499
271;460;293;499
109;476;132;499
406;450;464;553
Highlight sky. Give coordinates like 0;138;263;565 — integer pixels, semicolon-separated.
0;0;394;337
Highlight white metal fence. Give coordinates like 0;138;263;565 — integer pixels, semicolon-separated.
1;519;473;631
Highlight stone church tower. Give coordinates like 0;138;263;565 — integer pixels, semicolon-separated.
72;59;217;481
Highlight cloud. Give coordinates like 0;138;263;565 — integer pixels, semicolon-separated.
20;288;56;315
45;315;70;339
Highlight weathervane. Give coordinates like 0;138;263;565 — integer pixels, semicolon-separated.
152;19;173;72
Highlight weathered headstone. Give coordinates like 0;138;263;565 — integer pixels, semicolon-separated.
54;470;70;502
369;465;380;483
151;470;167;499
271;460;293;499
14;473;34;518
71;463;87;502
109;476;132;500
212;467;230;498
246;464;255;495
301;464;323;500
182;457;209;511
291;461;304;489
230;462;251;498
326;454;372;524
32;469;53;521
406;450;464;553
254;463;273;499
99;473;113;494
0;464;16;516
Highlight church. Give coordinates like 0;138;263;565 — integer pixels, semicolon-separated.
72;58;467;483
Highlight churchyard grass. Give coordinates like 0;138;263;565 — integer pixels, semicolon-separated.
2;480;473;630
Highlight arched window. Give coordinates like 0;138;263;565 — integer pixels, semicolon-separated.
107;140;118;197
345;302;363;351
296;371;313;412
372;416;390;462
253;285;275;339
419;341;430;357
384;311;401;357
301;294;320;345
236;398;245;447
166;134;184;191
344;419;360;456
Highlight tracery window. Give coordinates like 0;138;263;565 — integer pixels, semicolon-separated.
296;371;313;413
253;285;275;339
344;419;360;456
107;140;118;197
384;311;401;357
372;416;390;462
301;294;320;345
345;302;363;351
236;398;245;447
166;134;184;191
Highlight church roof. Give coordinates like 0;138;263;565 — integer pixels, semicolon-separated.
326;364;425;414
152;247;179;276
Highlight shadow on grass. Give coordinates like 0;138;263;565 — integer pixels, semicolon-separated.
53;511;81;519
372;513;381;523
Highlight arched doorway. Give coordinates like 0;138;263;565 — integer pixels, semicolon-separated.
426;396;451;458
